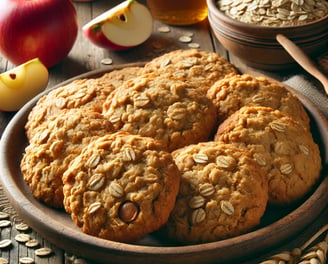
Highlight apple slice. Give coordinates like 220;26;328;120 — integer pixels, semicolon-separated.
83;0;153;51
0;58;48;111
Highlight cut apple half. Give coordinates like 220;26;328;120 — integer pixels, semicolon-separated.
0;58;48;111
83;0;153;50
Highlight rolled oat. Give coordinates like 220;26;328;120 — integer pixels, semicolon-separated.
216;0;328;26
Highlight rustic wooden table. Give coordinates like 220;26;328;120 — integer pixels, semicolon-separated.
0;0;327;263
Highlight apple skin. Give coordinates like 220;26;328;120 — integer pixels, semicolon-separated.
83;24;127;51
0;0;78;68
83;0;153;51
0;58;49;112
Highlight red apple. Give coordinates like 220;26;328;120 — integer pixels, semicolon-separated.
0;0;78;68
83;0;153;51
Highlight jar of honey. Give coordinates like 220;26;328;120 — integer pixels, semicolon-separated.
146;0;208;25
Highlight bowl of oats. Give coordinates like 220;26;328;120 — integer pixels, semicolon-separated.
207;0;328;70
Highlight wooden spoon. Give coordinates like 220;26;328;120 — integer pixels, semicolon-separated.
276;34;328;96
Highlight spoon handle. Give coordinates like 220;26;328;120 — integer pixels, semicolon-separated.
276;34;328;96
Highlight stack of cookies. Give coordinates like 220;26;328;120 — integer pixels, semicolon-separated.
20;49;322;245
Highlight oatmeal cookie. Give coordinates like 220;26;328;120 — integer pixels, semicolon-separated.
207;73;310;129
21;109;114;208
62;132;180;242
143;49;237;92
215;106;322;205
102;72;217;151
25;67;142;141
97;66;143;88
164;141;268;244
25;78;115;141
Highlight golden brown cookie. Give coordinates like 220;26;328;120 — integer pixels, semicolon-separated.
25;67;143;141
97;66;143;88
215;106;322;205
102;72;217;151
62;132;180;242
207;73;310;128
21;109;114;208
164;141;268;244
25;78;115;141
143;49;237;92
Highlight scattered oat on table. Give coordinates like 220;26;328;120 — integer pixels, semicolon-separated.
19;257;34;264
188;43;200;48
0;212;9;220
35;247;53;257
0;257;8;264
157;26;170;33
15;234;31;243
0;239;12;249
25;239;39;248
179;35;192;43
15;222;30;231
0;220;11;228
100;58;113;65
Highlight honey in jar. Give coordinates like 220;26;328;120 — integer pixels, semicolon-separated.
146;0;208;25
